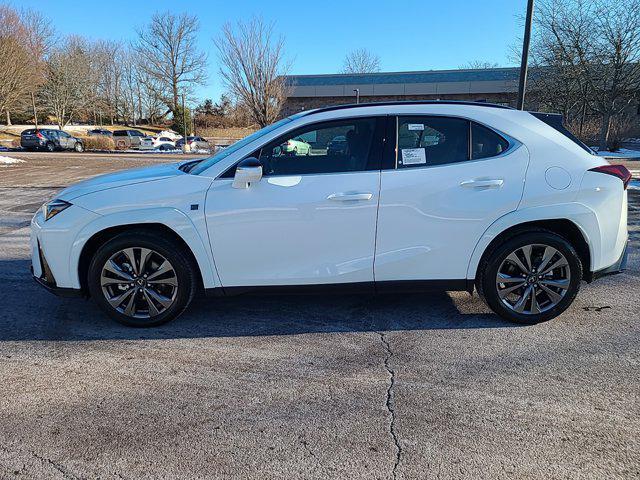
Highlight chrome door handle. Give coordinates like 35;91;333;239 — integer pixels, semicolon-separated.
460;179;504;189
327;192;373;201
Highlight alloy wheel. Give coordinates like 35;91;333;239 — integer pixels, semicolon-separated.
100;247;178;318
495;243;571;315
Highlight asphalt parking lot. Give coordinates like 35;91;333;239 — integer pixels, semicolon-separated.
0;152;639;479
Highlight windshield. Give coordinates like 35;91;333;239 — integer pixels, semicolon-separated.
190;113;307;175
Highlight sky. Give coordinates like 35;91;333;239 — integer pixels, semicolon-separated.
13;0;526;102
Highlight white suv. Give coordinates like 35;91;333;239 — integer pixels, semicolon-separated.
31;102;630;327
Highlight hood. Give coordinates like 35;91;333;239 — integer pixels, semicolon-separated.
57;162;183;200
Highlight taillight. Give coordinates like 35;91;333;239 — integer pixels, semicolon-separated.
589;164;632;189
36;131;44;139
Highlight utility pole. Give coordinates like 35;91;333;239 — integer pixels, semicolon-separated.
517;0;535;110
353;88;360;104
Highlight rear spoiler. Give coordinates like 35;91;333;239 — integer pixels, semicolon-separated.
528;111;594;154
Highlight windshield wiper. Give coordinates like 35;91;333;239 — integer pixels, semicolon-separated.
178;159;204;174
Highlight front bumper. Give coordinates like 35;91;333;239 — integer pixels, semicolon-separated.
32;266;83;297
590;240;628;281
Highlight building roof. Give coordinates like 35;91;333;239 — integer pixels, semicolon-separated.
284;67;520;98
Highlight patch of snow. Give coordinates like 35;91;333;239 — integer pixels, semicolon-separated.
0;155;24;164
593;148;640;159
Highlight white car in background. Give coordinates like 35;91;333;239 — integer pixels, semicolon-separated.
152;136;177;151
31;101;630;327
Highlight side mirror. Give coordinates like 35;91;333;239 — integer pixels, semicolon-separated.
232;157;263;189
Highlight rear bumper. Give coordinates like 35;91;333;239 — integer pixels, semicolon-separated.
590;240;628;281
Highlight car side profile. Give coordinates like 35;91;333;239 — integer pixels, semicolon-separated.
112;129;154;150
31;101;630;327
21;128;84;152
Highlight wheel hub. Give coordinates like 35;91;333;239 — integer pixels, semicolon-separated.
100;247;178;319
496;243;571;315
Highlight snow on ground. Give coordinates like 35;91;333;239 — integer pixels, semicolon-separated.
0;155;24;165
593;148;640;159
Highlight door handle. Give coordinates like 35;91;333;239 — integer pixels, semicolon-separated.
327;192;373;201
460;179;504;189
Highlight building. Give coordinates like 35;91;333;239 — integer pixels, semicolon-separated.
282;67;521;116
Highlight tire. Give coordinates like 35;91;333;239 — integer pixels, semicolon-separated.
477;230;582;325
74;142;84;152
88;231;197;327
46;142;55;152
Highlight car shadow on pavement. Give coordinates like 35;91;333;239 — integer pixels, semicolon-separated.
0;259;519;342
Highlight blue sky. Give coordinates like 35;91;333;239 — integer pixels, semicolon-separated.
15;0;525;102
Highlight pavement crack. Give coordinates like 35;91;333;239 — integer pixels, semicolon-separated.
378;331;402;479
29;450;81;480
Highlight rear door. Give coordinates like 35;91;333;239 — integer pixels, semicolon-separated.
205;116;386;287
375;116;529;282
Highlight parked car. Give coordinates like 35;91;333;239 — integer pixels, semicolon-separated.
326;135;348;155
279;137;311;155
112;129;154;150
175;136;210;151
152;136;177;151
31;101;630;327
21;129;84;152
87;129;113;137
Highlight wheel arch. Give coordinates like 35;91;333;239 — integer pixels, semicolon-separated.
78;223;206;295
70;208;220;294
471;218;592;283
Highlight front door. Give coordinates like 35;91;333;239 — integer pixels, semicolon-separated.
375;116;529;281
205;116;385;287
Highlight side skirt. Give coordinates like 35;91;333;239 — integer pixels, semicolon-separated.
205;279;474;298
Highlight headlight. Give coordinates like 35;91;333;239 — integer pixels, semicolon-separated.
42;199;72;221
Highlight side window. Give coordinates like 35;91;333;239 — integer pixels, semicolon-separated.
397;116;469;168
113;131;126;137
258;117;378;176
471;122;509;159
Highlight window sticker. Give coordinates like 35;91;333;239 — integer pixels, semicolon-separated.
400;148;427;165
408;123;425;131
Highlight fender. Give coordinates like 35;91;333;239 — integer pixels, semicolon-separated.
68;207;221;290
465;202;599;280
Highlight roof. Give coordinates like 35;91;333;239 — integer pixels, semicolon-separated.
284;67;521;98
304;100;514;116
285;68;520;87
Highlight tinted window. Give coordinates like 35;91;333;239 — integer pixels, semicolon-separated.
130;130;144;136
397;116;469;167
113;130;126;137
257;117;378;176
471;122;509;159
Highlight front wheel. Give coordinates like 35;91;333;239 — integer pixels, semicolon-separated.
74;142;84;152
88;231;197;327
478;231;582;324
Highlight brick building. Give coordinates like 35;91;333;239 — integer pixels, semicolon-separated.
281;67;521;116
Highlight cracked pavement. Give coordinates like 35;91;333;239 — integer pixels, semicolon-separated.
0;153;639;479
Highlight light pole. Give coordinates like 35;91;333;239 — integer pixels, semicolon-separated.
517;0;535;110
182;93;191;153
353;88;360;104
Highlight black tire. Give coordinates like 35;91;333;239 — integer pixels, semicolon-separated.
477;230;582;325
74;142;84;152
46;142;55;152
88;231;197;327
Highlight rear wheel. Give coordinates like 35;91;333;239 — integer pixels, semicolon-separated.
46;142;55;152
88;232;197;327
74;142;84;152
478;231;582;324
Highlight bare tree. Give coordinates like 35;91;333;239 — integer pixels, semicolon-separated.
341;48;381;74
40;36;94;129
215;17;289;127
135;12;207;111
0;5;51;125
533;0;640;148
461;60;500;69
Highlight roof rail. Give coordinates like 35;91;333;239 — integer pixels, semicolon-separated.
304;100;515;116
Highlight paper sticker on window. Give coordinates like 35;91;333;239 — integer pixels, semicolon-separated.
408;124;425;131
401;148;427;165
